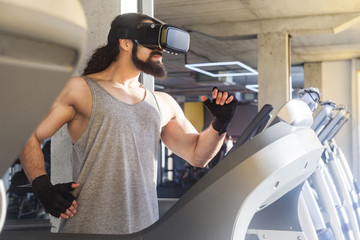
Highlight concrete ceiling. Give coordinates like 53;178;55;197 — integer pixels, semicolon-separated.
153;0;360;99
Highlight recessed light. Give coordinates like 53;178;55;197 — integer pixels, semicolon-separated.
185;61;258;77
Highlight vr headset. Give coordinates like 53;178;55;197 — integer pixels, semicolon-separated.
117;22;190;54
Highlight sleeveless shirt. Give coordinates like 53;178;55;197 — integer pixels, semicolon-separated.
59;76;161;234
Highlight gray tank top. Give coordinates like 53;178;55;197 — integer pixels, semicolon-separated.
60;76;161;234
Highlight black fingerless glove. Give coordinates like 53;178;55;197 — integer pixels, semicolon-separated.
32;175;76;218
203;88;238;135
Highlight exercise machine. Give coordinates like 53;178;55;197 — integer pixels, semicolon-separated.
0;0;87;233
1;98;324;239
0;1;341;239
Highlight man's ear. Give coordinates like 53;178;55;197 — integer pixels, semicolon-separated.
119;39;131;51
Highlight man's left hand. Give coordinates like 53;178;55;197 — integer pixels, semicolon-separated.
201;87;238;135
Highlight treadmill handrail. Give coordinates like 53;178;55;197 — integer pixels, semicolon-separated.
227;104;273;155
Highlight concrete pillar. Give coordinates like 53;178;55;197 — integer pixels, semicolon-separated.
257;32;291;114
139;0;155;91
75;0;123;76
304;62;323;92
119;0;155;90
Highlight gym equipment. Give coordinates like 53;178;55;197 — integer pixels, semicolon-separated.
0;0;87;233
0;0;87;176
0;181;5;232
0;1;351;239
227;104;273;155
0;9;326;234
297;94;359;240
0;98;324;239
299;181;332;240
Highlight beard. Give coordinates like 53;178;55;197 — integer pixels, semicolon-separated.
132;44;167;80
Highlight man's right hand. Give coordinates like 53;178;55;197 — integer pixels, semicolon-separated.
31;175;80;219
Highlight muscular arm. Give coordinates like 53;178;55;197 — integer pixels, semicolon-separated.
20;133;50;183
20;77;84;182
19;77;88;219
162;112;224;167
20;104;74;183
158;90;235;168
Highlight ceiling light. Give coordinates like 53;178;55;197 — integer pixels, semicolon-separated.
245;84;295;93
185;61;258;77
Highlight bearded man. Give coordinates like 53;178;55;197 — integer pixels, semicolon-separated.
20;13;237;235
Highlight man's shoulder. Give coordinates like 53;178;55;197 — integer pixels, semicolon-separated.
153;91;178;125
153;91;173;101
153;91;184;119
63;76;92;116
67;76;87;87
60;76;91;102
64;76;90;93
153;91;179;107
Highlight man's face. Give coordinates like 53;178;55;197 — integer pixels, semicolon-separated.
131;42;167;80
130;20;167;80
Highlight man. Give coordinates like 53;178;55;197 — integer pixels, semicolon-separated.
20;13;237;235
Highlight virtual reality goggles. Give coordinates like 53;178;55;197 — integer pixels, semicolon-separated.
117;22;190;54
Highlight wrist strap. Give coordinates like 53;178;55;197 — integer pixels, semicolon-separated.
32;174;51;196
212;118;229;135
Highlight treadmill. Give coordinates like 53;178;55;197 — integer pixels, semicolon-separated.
0;1;324;239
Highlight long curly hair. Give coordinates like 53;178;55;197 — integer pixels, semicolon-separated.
82;13;156;76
